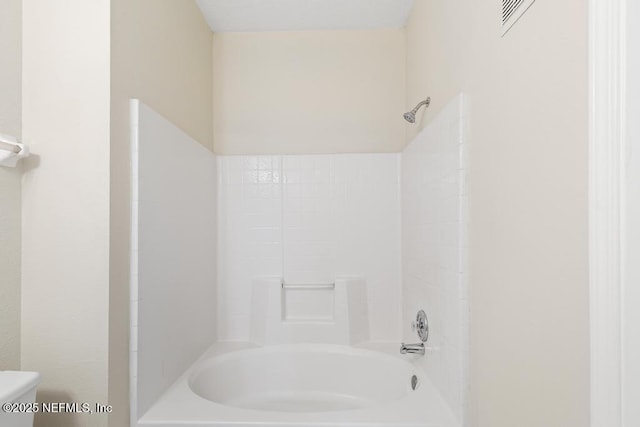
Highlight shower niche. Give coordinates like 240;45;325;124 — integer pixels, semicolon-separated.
250;277;370;345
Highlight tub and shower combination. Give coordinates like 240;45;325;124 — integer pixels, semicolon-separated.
131;100;466;427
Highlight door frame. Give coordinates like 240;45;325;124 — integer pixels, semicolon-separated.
589;0;626;425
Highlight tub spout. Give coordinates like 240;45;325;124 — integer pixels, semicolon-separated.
400;343;425;355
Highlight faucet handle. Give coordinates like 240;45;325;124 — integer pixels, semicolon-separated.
413;310;429;342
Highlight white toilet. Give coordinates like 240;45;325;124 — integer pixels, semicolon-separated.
0;371;41;427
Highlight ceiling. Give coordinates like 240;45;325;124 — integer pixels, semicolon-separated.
195;0;415;33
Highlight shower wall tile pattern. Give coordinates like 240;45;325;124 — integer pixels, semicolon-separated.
217;153;401;342
282;155;334;284
217;155;283;340
402;94;469;424
131;101;218;421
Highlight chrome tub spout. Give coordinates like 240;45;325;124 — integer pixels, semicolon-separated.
400;343;425;355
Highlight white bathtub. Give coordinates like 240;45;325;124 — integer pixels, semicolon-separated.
138;342;458;427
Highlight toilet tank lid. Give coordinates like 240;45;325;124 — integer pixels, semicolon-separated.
0;371;41;403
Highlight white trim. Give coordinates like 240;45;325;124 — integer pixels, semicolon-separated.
589;0;626;424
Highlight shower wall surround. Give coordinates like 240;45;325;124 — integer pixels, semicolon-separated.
130;101;217;420
402;94;469;423
131;97;468;423
217;154;402;342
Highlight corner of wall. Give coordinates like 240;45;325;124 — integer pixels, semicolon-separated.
0;0;22;371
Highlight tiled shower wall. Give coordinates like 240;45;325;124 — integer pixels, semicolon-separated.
131;101;217;420
217;154;401;342
402;94;469;422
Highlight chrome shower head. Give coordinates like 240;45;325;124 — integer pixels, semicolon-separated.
403;111;416;123
403;97;431;123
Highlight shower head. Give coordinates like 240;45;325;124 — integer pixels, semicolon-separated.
403;97;431;123
403;111;416;123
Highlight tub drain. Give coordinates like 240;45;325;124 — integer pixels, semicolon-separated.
411;375;418;390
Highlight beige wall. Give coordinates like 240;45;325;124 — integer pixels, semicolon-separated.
0;0;22;371
112;0;213;151
110;1;213;425
405;1;471;143
21;1;111;426
406;1;589;426
213;30;405;154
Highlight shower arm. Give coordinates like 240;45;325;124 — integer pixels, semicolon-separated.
409;98;431;115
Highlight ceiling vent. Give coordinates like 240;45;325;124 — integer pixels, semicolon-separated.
502;0;535;36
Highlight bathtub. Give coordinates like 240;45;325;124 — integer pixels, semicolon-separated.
138;342;458;427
